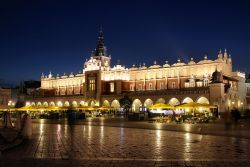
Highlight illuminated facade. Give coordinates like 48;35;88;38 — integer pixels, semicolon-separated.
27;31;246;113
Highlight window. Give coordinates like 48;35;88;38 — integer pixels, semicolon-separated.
67;87;73;95
138;84;142;91
89;79;96;91
204;79;209;87
110;82;114;92
190;80;195;87
185;82;189;88
172;82;176;89
160;82;164;90
130;84;134;91
149;83;153;90
197;82;202;87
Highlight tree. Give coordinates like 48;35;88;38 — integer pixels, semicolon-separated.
15;100;25;108
119;95;132;115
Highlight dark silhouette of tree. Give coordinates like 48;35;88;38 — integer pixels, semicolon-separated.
15;100;25;108
119;95;132;115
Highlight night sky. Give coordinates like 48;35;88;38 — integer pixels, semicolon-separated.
1;0;250;84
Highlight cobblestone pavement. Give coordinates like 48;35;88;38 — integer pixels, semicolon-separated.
1;123;250;166
32;117;250;138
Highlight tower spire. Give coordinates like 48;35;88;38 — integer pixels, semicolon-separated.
93;29;107;57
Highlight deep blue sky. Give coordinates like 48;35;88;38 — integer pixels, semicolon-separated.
1;0;250;84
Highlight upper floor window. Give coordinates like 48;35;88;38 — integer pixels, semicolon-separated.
160;82;164;90
197;82;203;87
138;84;142;91
149;83;153;90
172;82;176;89
204;79;209;87
190;80;195;87
130;84;134;91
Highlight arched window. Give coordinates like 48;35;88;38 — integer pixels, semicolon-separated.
190;79;195;87
172;82;176;89
130;84;134;91
160;82;164;90
149;83;153;90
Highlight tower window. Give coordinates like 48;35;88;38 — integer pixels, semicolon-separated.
110;82;114;92
89;79;96;91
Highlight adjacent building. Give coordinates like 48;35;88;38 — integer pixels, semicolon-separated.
245;75;250;110
0;87;18;107
26;31;246;114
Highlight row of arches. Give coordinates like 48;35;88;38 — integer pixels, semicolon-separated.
130;97;209;112
29;96;209;112
103;96;209;112
30;100;91;108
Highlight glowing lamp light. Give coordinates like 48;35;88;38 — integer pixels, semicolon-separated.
8;100;12;106
26;102;31;106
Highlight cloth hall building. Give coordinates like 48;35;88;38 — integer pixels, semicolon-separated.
26;31;246;113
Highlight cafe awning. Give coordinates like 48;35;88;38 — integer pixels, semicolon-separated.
176;102;217;109
149;103;175;110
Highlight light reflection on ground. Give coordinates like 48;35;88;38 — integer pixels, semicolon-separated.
2;123;250;161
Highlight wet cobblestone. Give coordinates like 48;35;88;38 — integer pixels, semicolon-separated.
1;123;250;166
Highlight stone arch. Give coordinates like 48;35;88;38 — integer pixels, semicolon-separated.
89;100;97;107
182;97;193;104
102;100;110;107
156;98;165;104
72;101;78;107
196;96;209;104
31;102;36;106
57;101;63;107
132;99;142;112
168;98;180;106
79;101;86;107
50;101;55;106
43;102;49;107
144;98;153;108
111;100;120;110
64;101;70;107
37;102;42;107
